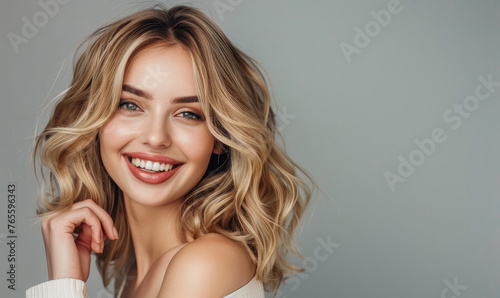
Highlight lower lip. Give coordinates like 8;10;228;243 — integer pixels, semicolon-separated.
125;156;183;184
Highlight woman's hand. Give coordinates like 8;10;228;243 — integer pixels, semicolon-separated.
41;199;119;281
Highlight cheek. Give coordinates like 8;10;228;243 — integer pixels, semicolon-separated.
99;117;136;158
175;128;215;162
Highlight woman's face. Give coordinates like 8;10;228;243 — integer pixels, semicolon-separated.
99;44;216;207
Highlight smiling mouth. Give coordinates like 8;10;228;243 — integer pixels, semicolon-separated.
128;157;182;173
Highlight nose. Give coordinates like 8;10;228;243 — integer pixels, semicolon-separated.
140;113;171;149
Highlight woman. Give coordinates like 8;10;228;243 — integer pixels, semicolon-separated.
27;4;312;297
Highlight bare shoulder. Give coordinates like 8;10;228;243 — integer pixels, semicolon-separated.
157;233;255;297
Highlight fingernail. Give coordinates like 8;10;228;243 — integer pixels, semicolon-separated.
101;242;104;253
113;226;119;240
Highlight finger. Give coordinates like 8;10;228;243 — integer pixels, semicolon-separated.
72;199;118;240
75;223;93;252
44;206;104;254
69;207;105;253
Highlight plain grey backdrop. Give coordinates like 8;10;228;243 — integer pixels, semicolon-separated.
1;0;499;297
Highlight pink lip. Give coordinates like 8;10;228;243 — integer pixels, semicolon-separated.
123;153;184;185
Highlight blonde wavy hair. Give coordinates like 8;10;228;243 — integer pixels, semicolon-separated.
33;4;313;296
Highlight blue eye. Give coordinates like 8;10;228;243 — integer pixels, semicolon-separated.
179;111;202;120
119;101;140;111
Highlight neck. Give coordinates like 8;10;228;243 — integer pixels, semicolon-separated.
123;196;186;281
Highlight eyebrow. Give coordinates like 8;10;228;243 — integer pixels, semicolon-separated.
122;84;152;100
122;84;199;104
171;95;199;104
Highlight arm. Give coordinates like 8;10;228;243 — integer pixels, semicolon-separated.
157;233;255;298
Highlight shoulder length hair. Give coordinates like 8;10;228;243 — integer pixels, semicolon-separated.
33;4;312;295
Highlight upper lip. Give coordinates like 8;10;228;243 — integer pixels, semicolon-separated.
124;152;183;165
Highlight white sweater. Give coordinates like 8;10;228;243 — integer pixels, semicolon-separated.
26;275;264;298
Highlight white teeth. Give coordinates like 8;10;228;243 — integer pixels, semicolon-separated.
129;157;176;172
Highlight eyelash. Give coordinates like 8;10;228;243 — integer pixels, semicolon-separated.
177;111;203;120
118;100;203;121
118;101;140;111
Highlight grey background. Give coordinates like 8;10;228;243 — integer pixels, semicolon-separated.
1;0;499;297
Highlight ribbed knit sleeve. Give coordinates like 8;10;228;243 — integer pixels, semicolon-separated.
26;278;87;298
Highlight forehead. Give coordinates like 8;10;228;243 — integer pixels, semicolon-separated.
123;44;196;97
